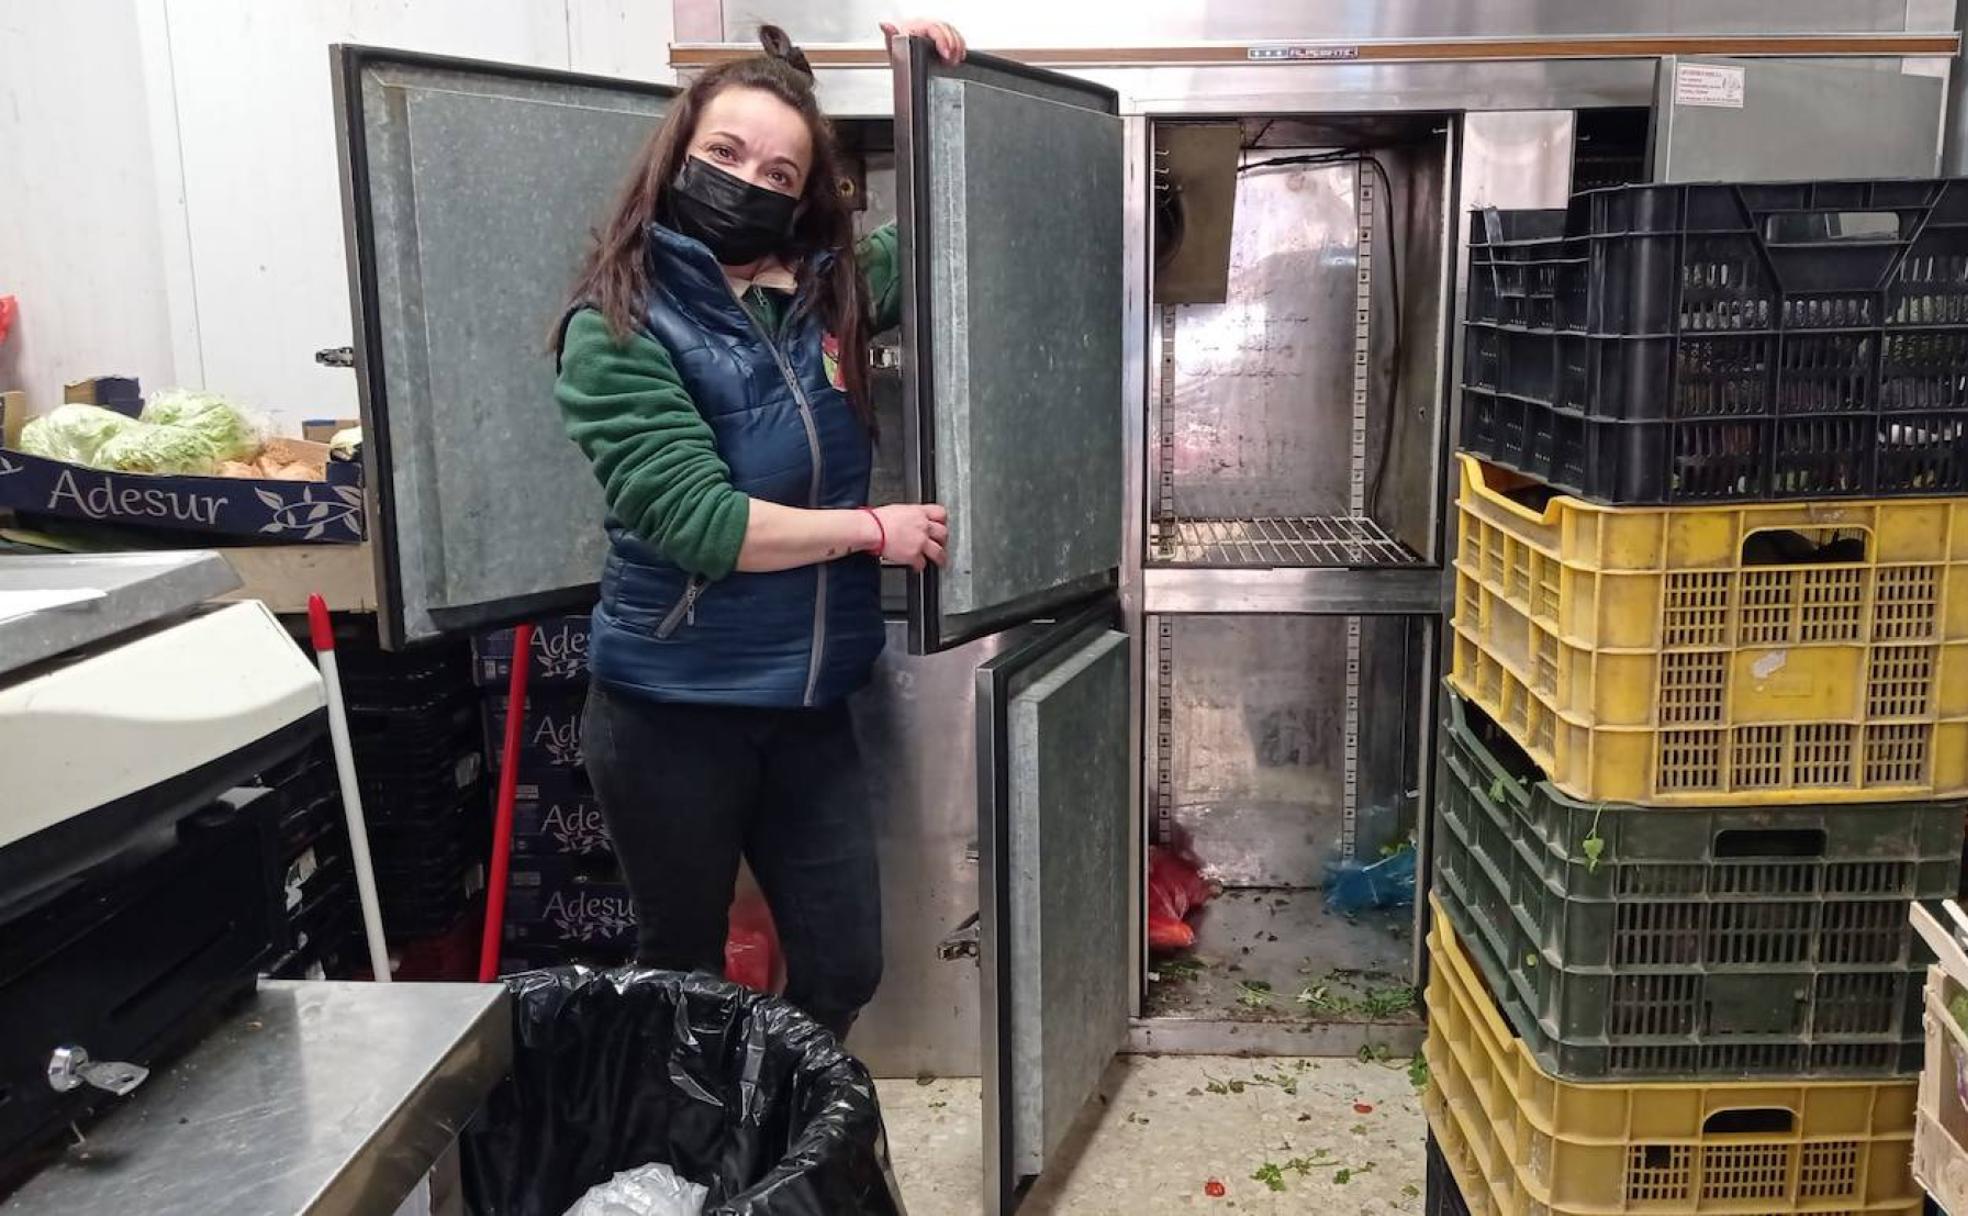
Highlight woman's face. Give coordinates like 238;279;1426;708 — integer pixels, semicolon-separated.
687;86;813;198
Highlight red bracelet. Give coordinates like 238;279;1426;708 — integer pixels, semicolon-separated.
860;507;886;558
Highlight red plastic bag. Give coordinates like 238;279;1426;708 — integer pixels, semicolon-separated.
0;296;16;346
724;891;782;993
1148;840;1214;955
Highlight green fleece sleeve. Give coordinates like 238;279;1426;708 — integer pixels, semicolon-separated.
555;309;749;580
858;221;903;334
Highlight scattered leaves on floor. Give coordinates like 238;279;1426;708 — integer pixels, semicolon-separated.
1253;1151;1347;1193
1245;1069;1299;1096
1235;980;1274;1009
1154;957;1206;984
1408;1052;1430;1091
1359;986;1416;1018
1402;1183;1421;1199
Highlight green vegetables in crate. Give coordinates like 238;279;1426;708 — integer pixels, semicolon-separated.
17;403;139;464
139;389;267;462
95;422;223;475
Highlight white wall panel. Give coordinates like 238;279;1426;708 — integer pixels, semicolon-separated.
4;1;676;433
0;0;178;412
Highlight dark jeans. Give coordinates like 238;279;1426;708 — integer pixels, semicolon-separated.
582;681;883;1039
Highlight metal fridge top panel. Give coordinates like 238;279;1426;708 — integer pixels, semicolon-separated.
1652;55;1945;183
685;0;1957;46
0;551;239;680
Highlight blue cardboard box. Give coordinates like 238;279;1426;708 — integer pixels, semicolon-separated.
0;432;364;543
473;615;592;688
503;859;635;952
482;692;585;774
511;774;611;859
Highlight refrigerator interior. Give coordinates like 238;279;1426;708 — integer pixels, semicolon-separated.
1571;106;1652;190
1144;614;1425;1025
1148;114;1452;568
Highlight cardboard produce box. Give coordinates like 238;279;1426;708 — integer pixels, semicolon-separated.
503;858;636;953
473;615;593;688
0;395;364;543
511;774;611;859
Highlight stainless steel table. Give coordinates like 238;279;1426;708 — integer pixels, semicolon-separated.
3;981;510;1216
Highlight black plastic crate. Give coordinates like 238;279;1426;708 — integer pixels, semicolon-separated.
276;784;343;858
1435;691;1965;1080
356;746;484;816
370;799;488;879
472;615;592;689
379;862;484;939
1463;178;1968;504
269;863;360;977
348;690;479;753
1425;1134;1473;1216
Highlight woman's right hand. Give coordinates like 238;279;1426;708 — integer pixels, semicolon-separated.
872;503;949;571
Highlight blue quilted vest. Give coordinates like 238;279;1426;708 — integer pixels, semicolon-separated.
586;223;883;708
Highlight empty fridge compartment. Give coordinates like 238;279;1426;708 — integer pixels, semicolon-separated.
1148;115;1452;569
1144;614;1427;1024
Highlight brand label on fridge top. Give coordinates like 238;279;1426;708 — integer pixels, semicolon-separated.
1674;62;1746;109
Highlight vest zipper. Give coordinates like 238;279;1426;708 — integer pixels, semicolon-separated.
655;574;706;640
727;282;828;707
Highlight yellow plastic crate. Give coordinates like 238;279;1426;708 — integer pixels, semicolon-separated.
1450;453;1968;805
1423;895;1920;1214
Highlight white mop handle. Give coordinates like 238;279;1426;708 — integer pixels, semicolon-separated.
309;595;391;982
319;646;391;981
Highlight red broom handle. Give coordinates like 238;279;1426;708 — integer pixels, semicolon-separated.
478;623;535;982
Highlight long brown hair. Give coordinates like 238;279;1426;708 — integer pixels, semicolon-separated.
557;25;871;423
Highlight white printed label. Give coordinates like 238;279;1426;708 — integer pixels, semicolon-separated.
1675;63;1746;109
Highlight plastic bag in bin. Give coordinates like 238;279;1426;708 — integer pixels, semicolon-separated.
566;1162;708;1216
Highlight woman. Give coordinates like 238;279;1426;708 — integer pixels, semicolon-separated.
554;19;966;1039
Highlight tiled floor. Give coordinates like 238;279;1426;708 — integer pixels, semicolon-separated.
878;1055;1426;1215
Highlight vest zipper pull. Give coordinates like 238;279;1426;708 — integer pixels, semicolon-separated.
655;576;707;639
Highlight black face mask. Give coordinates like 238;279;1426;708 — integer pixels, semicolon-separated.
668;157;800;267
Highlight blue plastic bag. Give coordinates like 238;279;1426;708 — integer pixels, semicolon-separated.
1323;845;1416;914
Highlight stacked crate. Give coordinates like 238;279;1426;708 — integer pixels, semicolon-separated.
473;615;637;972
254;739;362;980
1428;177;1968;1215
330;621;490;974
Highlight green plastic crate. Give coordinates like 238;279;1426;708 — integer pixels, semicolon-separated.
1435;690;1965;1080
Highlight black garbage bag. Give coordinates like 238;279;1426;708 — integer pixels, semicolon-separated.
461;967;906;1216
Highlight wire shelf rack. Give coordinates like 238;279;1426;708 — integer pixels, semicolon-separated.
1150;514;1422;568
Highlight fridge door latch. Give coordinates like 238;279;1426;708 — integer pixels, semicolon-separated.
937;913;980;961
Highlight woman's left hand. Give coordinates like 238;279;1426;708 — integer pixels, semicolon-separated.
880;18;966;62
